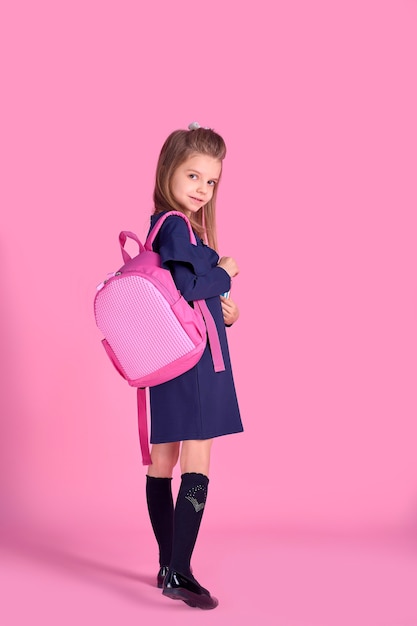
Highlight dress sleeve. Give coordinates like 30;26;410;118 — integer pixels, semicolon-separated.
154;215;231;301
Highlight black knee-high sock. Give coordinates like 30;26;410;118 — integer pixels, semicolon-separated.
146;476;174;567
170;472;209;578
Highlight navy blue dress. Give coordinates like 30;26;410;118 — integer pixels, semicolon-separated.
148;212;243;444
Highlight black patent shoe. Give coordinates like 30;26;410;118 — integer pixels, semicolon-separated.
157;565;169;588
162;569;218;610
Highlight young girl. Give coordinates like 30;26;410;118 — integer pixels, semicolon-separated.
145;122;243;610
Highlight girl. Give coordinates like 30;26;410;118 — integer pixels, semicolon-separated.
145;122;243;610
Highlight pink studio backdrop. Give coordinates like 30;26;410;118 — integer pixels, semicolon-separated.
1;0;417;538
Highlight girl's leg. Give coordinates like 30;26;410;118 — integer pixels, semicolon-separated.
180;438;213;476
172;439;212;576
146;442;180;585
163;439;218;609
147;441;180;479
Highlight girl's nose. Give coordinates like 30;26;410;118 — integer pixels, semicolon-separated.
197;182;207;194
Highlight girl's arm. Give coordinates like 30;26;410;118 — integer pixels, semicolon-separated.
168;261;230;302
156;215;232;301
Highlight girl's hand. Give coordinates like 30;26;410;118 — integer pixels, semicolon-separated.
218;256;239;278
220;296;240;325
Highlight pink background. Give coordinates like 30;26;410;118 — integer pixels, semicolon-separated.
1;1;417;624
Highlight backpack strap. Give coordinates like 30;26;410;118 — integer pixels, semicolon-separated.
137;388;152;466
145;210;197;249
119;231;146;264
195;300;225;372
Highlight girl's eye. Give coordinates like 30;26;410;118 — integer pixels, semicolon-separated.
208;180;216;186
189;174;197;180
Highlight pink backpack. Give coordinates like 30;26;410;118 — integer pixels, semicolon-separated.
94;211;225;465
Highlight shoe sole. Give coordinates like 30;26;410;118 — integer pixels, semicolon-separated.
162;587;218;610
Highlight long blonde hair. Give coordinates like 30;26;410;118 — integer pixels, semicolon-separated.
153;127;226;251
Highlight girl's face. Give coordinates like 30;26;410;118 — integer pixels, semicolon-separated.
170;153;222;217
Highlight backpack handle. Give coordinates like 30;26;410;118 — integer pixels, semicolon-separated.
119;231;146;264
145;211;197;250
